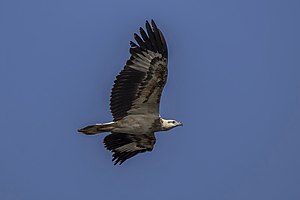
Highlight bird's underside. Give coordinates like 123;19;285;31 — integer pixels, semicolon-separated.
79;114;163;165
79;20;182;165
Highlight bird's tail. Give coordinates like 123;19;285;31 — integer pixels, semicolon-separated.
78;122;115;135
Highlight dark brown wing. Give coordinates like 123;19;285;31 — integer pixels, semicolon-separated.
104;133;156;165
110;20;168;121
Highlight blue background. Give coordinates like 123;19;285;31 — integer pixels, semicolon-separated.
1;0;300;199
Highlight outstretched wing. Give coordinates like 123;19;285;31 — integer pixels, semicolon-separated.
110;20;168;121
104;133;156;165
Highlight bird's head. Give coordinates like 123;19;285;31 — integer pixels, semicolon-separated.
161;119;183;131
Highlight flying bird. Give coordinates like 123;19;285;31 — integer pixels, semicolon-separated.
78;20;182;165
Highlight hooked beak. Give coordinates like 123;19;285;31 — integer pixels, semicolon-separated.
178;122;183;127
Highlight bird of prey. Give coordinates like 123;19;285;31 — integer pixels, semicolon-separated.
78;20;182;165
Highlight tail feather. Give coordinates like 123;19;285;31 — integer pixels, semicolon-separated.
78;122;115;135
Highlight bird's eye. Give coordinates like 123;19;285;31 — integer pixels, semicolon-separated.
172;121;176;124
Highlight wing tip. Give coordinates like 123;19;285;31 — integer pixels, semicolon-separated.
131;19;167;57
151;19;157;28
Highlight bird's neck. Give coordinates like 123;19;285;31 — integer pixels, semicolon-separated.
159;118;172;131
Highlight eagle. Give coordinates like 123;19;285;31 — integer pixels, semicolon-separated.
78;20;182;165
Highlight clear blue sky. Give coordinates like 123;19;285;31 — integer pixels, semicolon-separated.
1;0;300;199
